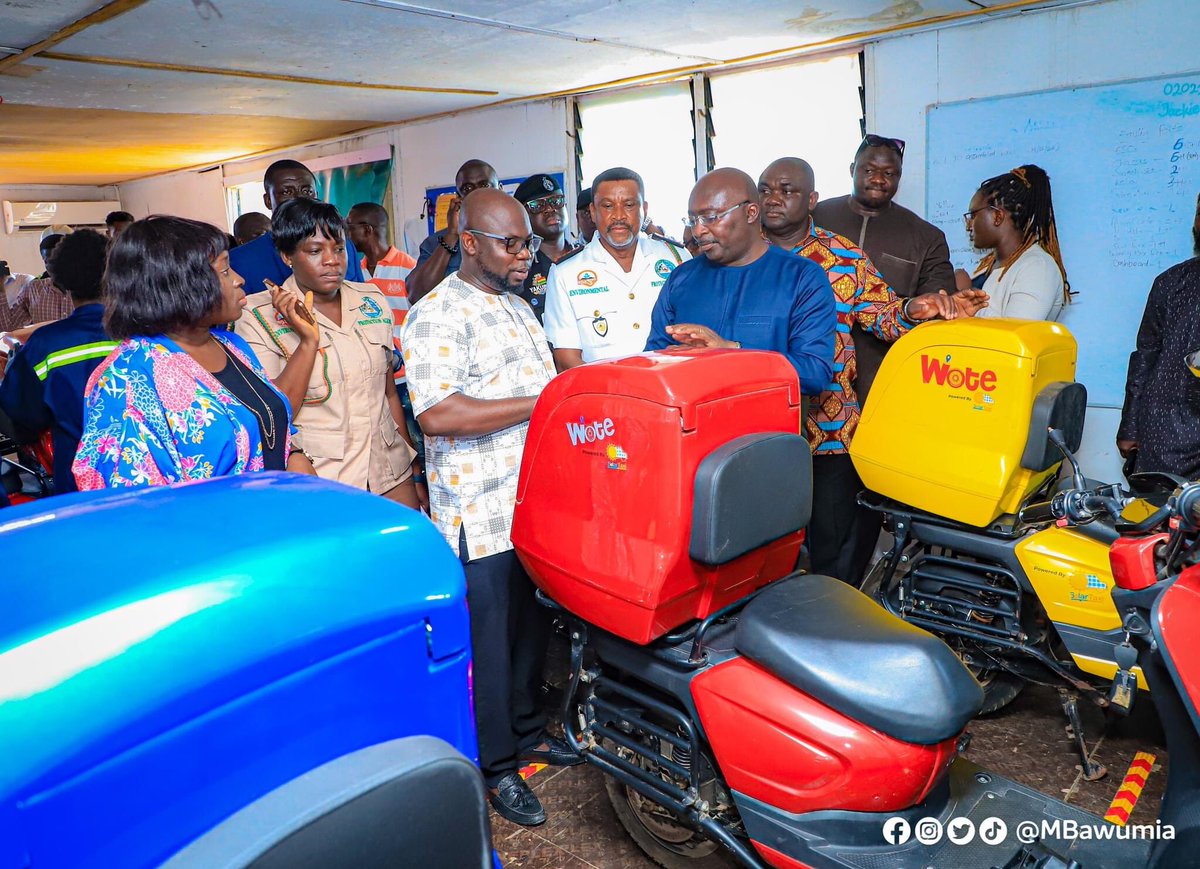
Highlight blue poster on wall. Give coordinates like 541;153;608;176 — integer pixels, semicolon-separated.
425;172;565;235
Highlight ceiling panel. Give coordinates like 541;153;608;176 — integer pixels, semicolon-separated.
0;57;499;121
40;0;701;99
0;102;374;184
0;0;1081;185
0;0;98;49
397;0;983;60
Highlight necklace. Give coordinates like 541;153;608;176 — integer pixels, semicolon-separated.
213;337;278;451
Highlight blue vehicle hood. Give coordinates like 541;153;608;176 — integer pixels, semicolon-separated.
0;473;467;863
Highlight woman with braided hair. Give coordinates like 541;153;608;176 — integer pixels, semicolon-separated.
956;164;1070;321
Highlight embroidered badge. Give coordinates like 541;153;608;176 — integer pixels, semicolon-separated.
359;297;383;318
542;176;555;191
655;259;675;278
531;273;547;295
578;270;598;288
592;315;608;337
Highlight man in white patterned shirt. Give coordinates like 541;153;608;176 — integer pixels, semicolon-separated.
401;188;578;827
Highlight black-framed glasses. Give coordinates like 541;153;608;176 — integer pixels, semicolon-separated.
963;205;995;225
860;133;906;156
465;229;543;255
523;194;565;213
682;200;751;228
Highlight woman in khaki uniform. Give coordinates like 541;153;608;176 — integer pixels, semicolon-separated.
235;198;420;508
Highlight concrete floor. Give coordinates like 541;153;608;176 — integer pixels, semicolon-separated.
492;658;1168;868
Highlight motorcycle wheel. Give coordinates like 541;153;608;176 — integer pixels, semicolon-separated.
604;773;736;869
860;554;1028;715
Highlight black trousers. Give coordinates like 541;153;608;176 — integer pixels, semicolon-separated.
808;453;864;583
460;531;549;787
845;500;884;586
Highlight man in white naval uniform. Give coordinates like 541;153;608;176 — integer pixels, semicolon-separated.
543;167;689;371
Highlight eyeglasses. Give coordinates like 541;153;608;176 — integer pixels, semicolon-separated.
859;134;906;156
682;200;751;228
465;229;543;255
522;194;565;213
963;205;996;225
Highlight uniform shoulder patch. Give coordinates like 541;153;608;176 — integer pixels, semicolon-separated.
556;244;587;265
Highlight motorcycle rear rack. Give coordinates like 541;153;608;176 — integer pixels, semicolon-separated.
559;623;769;869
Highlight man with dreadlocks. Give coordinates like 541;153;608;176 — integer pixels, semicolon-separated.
957;164;1070;321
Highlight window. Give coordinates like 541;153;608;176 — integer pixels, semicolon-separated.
577;82;697;239
708;54;863;200
225;182;269;230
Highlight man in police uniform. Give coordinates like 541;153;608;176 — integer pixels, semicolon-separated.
543;167;689;370
512;173;580;325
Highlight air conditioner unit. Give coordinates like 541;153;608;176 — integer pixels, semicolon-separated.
3;201;121;234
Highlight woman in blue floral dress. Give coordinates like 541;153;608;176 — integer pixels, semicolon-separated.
73;216;315;489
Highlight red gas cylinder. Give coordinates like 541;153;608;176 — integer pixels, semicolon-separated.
512;348;804;644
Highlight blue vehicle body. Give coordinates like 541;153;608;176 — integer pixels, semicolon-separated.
0;473;476;868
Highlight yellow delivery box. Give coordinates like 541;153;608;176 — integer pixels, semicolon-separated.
850;319;1079;527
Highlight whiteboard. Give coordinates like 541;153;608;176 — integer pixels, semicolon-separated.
926;73;1200;407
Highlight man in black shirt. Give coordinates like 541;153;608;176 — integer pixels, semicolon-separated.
512;173;580;324
1119;200;1200;479
813;134;956;402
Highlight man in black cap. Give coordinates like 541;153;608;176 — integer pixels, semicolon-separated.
576;187;596;242
512;173;581;324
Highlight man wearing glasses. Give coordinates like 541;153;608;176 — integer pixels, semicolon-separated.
512;173;581;324
402;188;580;829
407;159;501;304
813;134;956;402
645;168;835;396
542;167;690;370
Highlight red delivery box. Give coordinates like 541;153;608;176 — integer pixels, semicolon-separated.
513;348;811;645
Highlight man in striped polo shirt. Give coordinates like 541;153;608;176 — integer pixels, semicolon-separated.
346;202;425;491
0;229;116;494
347;202;417;363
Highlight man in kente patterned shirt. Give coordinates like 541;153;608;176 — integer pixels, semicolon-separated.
758;157;989;583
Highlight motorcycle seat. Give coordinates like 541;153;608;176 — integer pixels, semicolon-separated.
734;575;985;745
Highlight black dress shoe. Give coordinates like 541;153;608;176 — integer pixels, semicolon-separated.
519;733;585;766
489;772;546;826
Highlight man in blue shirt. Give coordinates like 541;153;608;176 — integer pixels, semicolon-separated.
645;168;835;396
0;229;116;494
406;159;501;304
229;160;364;295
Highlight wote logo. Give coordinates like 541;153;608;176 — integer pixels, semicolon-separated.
566;415;615;446
921;354;997;392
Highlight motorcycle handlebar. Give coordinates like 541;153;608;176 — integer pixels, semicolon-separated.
1175;482;1200;530
1020;488;1129;527
1019;498;1059;525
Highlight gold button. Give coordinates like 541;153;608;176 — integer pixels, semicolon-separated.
633;323;640;330
594;310;601;317
629;292;636;300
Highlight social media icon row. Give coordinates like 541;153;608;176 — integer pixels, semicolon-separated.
882;816;1008;846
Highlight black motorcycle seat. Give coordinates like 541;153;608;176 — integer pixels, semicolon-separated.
734;575;984;745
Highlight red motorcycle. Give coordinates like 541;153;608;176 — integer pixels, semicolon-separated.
512;348;1200;869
